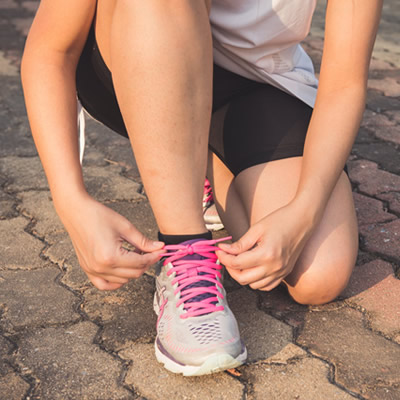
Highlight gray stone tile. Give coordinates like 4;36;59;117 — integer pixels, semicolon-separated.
353;192;396;227
342;260;400;339
0;334;14;375
352;142;400;175
0;217;44;270
106;200;158;241
0;197;18;219
82;274;156;352
243;357;355;400
18;190;64;242
228;288;293;363
83;165;143;202
0;156;48;192
0;267;80;332
86;120;140;179
349;159;400;196
120;343;244;400
16;321;133;399
0;372;30;400
297;307;400;398
43;232;91;291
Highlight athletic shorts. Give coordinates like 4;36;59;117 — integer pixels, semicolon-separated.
76;23;313;176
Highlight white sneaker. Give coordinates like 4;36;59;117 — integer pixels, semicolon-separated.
153;238;247;376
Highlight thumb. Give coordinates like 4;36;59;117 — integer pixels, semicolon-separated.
122;223;164;253
218;226;260;255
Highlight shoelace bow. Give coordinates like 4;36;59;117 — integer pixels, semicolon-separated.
203;178;213;206
161;237;231;319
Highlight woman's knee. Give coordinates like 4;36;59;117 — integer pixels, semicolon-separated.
285;259;355;305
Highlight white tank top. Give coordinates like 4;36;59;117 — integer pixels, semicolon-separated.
210;0;318;107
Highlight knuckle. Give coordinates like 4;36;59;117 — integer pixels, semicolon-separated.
95;250;116;267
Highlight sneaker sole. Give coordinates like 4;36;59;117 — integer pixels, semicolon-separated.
205;222;225;232
155;339;247;376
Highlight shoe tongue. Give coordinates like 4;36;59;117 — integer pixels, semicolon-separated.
178;239;216;311
179;239;206;261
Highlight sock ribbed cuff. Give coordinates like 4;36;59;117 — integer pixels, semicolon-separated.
158;231;212;246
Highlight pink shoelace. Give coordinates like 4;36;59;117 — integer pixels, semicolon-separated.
161;237;231;319
203;178;213;206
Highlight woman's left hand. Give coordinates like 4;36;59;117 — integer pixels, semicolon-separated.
216;201;318;291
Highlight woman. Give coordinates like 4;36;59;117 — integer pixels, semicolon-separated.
21;0;383;376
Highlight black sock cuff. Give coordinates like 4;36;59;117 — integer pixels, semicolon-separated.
158;231;212;246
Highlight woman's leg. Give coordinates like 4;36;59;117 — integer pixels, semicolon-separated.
96;0;213;235
208;151;359;305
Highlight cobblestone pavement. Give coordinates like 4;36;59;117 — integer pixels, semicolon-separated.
1;1;399;399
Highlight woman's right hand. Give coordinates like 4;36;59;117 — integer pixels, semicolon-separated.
57;193;164;290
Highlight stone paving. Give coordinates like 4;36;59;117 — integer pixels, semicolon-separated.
0;1;399;399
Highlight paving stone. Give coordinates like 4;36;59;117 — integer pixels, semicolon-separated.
297;307;400;398
18;190;64;242
367;386;400;400
0;267;80;332
16;321;132;400
21;1;39;13
386;110;400;124
120;342;244;400
342;260;400;339
106;200;159;241
0;217;44;270
242;357;354;400
359;109;400;145
0;195;18;219
43;232;91;291
81;145;109;167
355;250;376;267
368;77;400;97
0;372;30;400
362;109;397;129
369;57;399;71
0;50;18;76
86;119;141;179
262;342;307;364
11;17;32;36
0;0;18;9
378;191;400;215
353;192;396;226
0;334;14;375
228;288;292;363
360;219;400;261
83;165;143;202
0;77;28;117
352;142;400;174
374;125;400;146
83;274;156;352
0;156;48;192
366;90;400;113
349;159;400;196
258;285;308;328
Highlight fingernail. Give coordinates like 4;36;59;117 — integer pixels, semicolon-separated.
219;243;231;249
153;241;164;247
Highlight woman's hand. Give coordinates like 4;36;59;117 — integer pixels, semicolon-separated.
57;194;164;290
216;201;318;291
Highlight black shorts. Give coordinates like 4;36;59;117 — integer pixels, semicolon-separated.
76;23;313;176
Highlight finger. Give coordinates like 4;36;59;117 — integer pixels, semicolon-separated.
217;246;265;270
226;265;268;286
114;247;163;270
256;277;285;291
88;274;125;291
218;225;262;255
121;223;164;253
